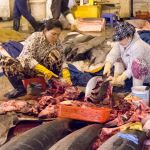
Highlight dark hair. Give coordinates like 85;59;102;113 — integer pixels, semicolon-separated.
39;19;63;31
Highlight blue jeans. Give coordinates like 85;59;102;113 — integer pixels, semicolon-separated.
13;0;35;23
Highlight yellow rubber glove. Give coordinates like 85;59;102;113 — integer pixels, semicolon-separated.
85;65;104;73
34;64;58;80
62;68;72;85
103;61;112;76
111;72;128;86
129;122;143;131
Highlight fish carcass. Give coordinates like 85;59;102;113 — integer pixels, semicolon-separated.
85;76;112;105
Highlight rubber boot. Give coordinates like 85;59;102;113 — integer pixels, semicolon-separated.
5;76;26;99
13;19;20;31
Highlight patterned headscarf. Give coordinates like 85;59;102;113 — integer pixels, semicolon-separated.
132;59;149;80
112;22;136;41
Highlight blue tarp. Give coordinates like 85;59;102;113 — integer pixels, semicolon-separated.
68;64;133;92
2;41;23;58
68;64;103;87
138;30;150;45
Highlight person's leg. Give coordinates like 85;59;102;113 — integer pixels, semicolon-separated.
1;56;26;99
61;0;70;16
6;75;26;99
17;0;40;31
114;61;125;77
124;78;133;92
131;58;149;86
13;0;21;31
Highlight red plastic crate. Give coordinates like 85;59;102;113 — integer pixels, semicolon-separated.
135;11;150;19
58;104;111;123
22;77;46;91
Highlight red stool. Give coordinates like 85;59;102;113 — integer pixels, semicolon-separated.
22;77;46;91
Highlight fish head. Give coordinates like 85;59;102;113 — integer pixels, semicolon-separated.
85;76;112;104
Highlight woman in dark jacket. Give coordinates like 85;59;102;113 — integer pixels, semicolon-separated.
51;0;75;25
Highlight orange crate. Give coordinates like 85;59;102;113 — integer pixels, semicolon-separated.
135;11;150;19
22;77;46;90
58;104;111;123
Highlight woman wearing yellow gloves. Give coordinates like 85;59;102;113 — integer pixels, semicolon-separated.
1;19;70;99
103;22;150;87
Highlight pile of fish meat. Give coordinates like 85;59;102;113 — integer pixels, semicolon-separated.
0;77;113;119
92;99;150;150
0;79;81;118
0;100;38;115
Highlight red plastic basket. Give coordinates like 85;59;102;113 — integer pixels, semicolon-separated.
22;77;46;91
58;104;111;123
136;11;150;19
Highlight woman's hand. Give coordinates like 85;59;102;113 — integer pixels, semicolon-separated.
103;61;112;76
34;64;58;80
44;70;58;80
62;68;72;85
111;72;128;86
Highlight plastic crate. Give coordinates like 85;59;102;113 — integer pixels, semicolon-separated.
135;11;150;19
22;77;46;91
58;104;111;123
76;18;105;32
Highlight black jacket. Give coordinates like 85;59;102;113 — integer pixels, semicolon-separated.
51;0;70;19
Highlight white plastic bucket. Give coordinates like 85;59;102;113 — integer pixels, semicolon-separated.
132;86;150;106
29;0;46;21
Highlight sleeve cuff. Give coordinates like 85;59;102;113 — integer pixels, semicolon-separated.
29;59;39;69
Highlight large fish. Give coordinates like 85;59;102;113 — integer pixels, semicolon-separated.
97;130;146;150
66;36;106;61
49;124;102;150
63;34;94;57
0;118;72;150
